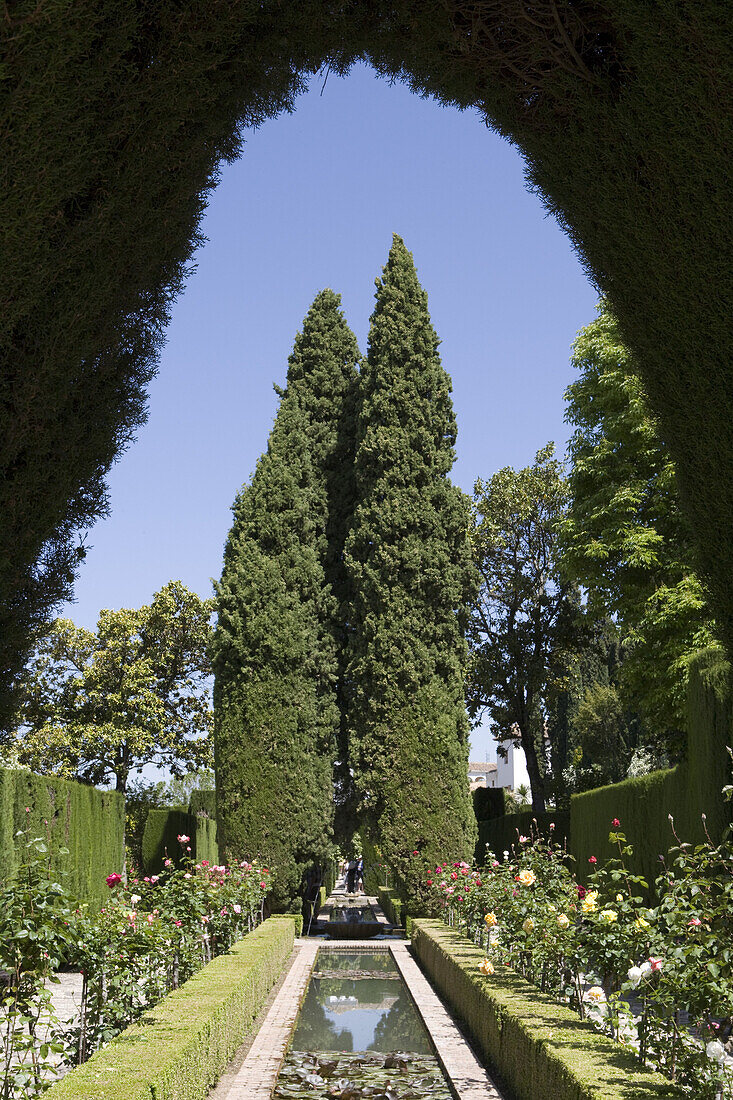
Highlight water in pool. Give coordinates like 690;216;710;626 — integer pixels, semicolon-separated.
274;949;452;1100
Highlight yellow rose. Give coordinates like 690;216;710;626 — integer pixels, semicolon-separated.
634;917;650;931
556;913;570;929
484;911;498;927
548;903;556;912
517;869;536;887
479;958;495;975
599;909;618;924
616;894;624;903
522;917;534;934
581;890;598;914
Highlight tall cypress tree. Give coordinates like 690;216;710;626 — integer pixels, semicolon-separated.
344;236;476;888
212;291;360;908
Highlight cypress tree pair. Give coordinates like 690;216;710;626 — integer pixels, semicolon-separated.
214;239;475;907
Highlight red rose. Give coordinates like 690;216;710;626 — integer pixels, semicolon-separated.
612;818;620;827
577;884;586;899
588;856;597;864
105;872;122;889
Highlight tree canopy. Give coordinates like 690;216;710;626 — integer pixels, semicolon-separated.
344;235;476;885
11;581;213;793
560;303;720;735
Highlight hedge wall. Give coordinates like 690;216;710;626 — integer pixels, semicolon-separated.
189;790;217;818
141;808;192;874
195;815;219;867
472;786;505;823
411;920;681;1100
571;652;732;890
476;810;571;866
0;768;123;906
44;916;295;1100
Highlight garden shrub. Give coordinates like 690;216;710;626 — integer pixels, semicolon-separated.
188;789;217;818
411;919;682;1100
477;810;570;865
472;786;505;822
141;808;194;874
0;768;123;907
571;652;732;888
195;814;219;867
44;915;296;1100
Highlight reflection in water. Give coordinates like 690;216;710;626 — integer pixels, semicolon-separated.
291;972;432;1054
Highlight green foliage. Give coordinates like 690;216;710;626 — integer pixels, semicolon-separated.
0;768;123;908
476;810;570;866
472;787;505;822
1;0;731;748
141;809;192;876
44;916;295;1100
344;235;476;889
571;650;733;893
194;816;219;867
213;291;358;908
467;445;578;812
0;831;75;1100
561;304;721;736
188;789;216;819
11;582;213;793
411;920;681;1099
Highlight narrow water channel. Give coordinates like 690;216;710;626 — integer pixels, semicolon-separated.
273;948;453;1100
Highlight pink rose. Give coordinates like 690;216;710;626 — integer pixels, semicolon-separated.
177;834;190;844
588;856;597;864
649;957;663;972
687;917;702;927
612;818;620;827
105;873;122;889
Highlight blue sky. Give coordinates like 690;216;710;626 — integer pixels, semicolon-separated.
63;63;598;759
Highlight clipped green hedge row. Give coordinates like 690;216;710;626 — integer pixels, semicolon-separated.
571;652;732;889
476;810;570;865
472;786;505;822
141;807;219;873
0;768;123;906
411;920;681;1100
45;916;296;1100
376;885;404;928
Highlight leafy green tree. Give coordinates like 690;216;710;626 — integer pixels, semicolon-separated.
344;235;476;887
466;445;575;815
561;303;720;736
212;291;359;908
11;581;213;793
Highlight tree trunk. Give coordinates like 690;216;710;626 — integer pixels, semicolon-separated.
518;724;546;815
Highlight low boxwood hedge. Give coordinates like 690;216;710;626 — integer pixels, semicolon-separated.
410;920;682;1100
45;915;296;1100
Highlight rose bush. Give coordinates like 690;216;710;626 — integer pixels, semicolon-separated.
427;812;733;1099
63;842;273;1063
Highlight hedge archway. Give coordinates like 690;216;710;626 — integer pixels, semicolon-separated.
0;1;730;726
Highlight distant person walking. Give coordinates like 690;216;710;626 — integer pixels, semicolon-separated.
356;856;364;894
346;858;358;894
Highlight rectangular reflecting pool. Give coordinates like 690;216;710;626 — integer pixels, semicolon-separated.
274;948;453;1100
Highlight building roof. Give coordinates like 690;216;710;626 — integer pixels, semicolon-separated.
468;761;497;773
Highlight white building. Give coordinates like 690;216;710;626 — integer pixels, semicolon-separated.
494;740;531;794
467;761;498;789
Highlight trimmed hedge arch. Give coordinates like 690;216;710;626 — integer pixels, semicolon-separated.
1;2;731;728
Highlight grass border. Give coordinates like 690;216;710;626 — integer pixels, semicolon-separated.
45;916;296;1100
411;920;682;1100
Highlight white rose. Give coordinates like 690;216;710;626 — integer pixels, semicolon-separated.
627;966;643;988
639;961;652;976
706;1040;726;1064
130;894;141;906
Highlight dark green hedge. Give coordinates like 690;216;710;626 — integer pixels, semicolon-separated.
0;768;123;906
376;886;404;928
476;810;570;865
195;815;219;867
411;920;681;1100
141;808;193;874
571;651;732;889
44;916;295;1100
472;786;505;822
